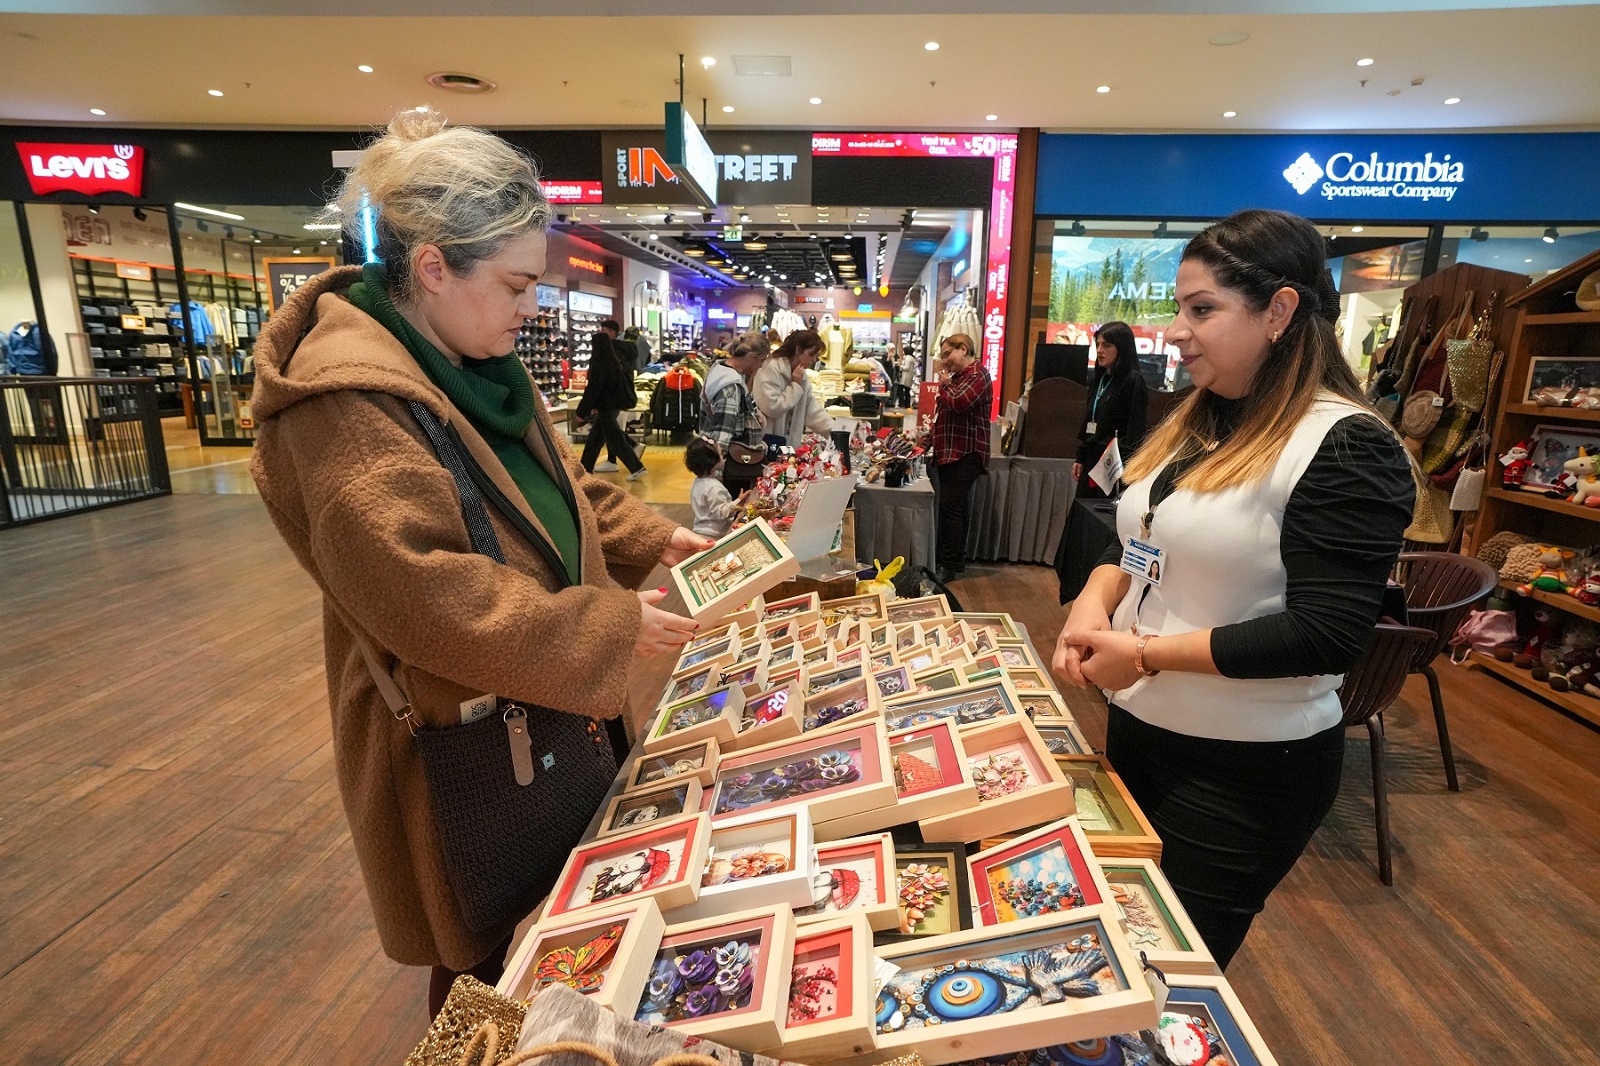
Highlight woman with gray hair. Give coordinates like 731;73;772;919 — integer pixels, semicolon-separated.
699;331;769;495
248;107;712;1014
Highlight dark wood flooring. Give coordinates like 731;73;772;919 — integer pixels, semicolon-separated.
3;495;1599;1065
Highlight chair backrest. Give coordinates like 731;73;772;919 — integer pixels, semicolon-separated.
1020;377;1084;459
1339;622;1437;727
1394;551;1499;664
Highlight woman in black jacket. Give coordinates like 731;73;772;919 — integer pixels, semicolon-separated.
579;323;645;479
1073;321;1148;497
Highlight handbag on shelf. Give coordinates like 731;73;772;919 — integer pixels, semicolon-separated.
404;976;530;1066
1445;292;1499;413
360;401;618;935
1448;609;1520;664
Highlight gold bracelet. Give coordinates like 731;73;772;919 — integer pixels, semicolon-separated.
1134;634;1160;677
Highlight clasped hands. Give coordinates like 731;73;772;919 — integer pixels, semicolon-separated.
1052;605;1146;691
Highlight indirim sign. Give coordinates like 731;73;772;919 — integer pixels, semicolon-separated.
1285;149;1465;203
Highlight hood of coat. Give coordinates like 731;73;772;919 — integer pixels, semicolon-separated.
251;265;452;425
703;360;748;404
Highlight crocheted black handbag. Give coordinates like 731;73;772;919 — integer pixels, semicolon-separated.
355;402;617;933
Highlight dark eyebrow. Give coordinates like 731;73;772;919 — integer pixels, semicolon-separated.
1180;289;1217;300
511;271;541;281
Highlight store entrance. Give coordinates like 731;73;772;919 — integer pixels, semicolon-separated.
544;202;986;496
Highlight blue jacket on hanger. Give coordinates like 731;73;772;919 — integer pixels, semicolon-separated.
7;321;57;375
169;301;214;345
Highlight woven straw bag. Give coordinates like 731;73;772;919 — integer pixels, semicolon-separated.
1475;530;1531;570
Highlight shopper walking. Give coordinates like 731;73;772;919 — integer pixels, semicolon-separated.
249;107;710;1016
1052;208;1413;969
699;332;770;497
753;328;831;445
580;318;647;480
929;332;992;582
586;320;646;474
1073;321;1149;497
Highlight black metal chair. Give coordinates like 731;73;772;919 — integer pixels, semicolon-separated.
1339;622;1437;885
1392;552;1498;792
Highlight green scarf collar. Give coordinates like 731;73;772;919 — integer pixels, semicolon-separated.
347;263;535;440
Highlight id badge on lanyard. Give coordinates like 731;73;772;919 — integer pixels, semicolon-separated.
1119;537;1164;587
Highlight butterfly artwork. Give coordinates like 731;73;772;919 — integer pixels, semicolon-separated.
530;923;626;994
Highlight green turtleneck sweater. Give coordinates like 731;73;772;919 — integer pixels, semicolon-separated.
347;265;581;584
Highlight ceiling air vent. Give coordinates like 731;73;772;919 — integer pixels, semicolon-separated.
731;55;792;77
425;71;498;94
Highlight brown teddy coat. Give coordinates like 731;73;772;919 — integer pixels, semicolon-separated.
249;266;677;970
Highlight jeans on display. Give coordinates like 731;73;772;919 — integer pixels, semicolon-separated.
934;451;983;571
580;409;643;474
1104;704;1345;970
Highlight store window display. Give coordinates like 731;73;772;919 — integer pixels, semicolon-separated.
248;106;712;1018
1053;208;1414;969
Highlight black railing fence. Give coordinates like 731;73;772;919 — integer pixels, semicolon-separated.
0;377;171;528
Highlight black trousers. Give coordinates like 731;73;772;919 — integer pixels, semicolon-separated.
1105;704;1344;969
579;409;643;473
934;452;983;570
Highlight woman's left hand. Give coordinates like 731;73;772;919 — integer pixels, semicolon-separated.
1065;629;1143;691
661;527;715;566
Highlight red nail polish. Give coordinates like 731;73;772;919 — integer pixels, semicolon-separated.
657;587;667;593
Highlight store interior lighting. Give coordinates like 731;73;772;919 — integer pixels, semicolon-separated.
1543;227;1560;243
1470;226;1490;241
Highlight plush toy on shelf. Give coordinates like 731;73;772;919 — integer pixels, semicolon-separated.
1515;545;1577;597
1499;440;1532;489
1535;622;1600;697
1565;448;1600;507
1513;606;1562;669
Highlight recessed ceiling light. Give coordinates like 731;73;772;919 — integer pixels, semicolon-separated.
925;41;940;51
701;56;716;68
1222;111;1237;118
89;108;105;116
985;114;998;122
1357;57;1375;67
1096;85;1111;94
722;105;735;113
1351;226;1365;233
207;89;224;97
1209;31;1249;46
358;64;374;73
648;232;659;240
1444;97;1461;105
809;97;822;105
1525;258;1534;263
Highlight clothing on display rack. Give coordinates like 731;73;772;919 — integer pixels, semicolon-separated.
822;323;853;369
770;308;805;340
934;293;982;350
169;301;214;346
6;321;57;375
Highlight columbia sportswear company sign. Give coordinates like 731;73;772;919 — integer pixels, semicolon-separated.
17;142;145;197
1283;148;1464;203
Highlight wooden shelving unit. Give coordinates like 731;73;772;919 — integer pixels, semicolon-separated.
1468;651;1600;729
1471;247;1600;724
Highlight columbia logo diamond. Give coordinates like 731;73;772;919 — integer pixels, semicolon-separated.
1283;153;1323;195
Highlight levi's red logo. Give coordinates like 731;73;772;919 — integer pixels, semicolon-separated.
17;142;145;197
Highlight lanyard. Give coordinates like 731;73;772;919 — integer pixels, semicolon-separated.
1090;375;1112;423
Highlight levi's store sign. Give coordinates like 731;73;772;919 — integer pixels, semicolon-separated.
18;142;145;197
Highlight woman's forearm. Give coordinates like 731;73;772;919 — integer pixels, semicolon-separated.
1141;628;1220;676
1083;563;1131;618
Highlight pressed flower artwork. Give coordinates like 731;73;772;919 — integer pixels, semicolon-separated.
713;742;864;815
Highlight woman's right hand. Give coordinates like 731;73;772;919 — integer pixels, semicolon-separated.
635;588;699;657
1053;599;1112;689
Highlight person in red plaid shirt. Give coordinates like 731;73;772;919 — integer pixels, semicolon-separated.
930;332;993;580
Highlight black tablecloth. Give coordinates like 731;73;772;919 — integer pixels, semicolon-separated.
1054;497;1120;605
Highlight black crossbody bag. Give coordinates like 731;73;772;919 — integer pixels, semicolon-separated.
355;401;618;933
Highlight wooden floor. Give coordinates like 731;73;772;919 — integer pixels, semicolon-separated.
4;494;1600;1065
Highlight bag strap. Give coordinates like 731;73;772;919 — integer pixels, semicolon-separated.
409;400;506;565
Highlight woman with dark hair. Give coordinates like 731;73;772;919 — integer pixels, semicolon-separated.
753;328;832;445
1073;321;1148;496
1052;208;1413;969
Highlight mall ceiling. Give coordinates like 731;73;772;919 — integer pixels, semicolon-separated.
2;5;1599;130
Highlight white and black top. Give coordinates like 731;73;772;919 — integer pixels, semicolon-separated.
1100;392;1414;742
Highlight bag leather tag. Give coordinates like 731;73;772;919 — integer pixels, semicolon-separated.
460;694;498;725
504;707;535;786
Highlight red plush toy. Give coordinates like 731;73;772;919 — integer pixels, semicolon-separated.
1499;440;1532;489
1515;607;1561;669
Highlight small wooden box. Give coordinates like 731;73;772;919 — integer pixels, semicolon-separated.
820;590;889;624
1032;714;1093;756
762;591;822;625
882;677;1025;734
499;896;666;1009
541;812;712;922
710;718;896;829
671;518;801;622
967;816;1114;926
919;717;1073;844
1052;755;1163;859
1094;856;1218;975
819;717;977;839
598;778;705;838
802;675;881;733
796;832;899;932
719;657;771;700
724;679;805;752
625;737;720;791
670;806;818;923
642;684;745;754
885;593;953;627
770;912;878;1061
634;905;797;1052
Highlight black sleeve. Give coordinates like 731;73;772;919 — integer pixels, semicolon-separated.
1210;415;1416;679
1120;378;1149;459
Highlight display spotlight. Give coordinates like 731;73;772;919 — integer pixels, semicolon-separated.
1068;220;1086;236
225;226;235;239
1543;227;1559;243
1152;221;1169;237
1470;226;1489;242
196;219;210;232
132;207;147;221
